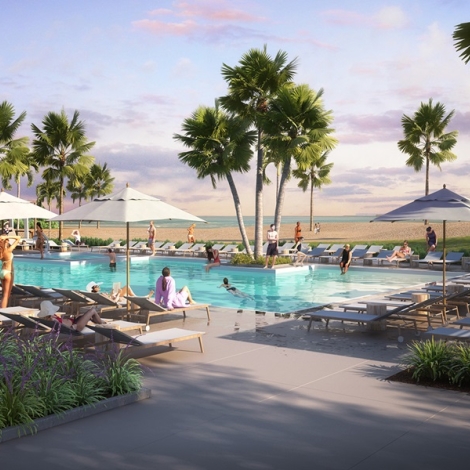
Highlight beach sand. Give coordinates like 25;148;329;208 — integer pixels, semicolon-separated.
45;221;470;245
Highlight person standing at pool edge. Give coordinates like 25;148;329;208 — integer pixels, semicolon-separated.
147;221;156;256
426;226;437;252
339;244;352;275
264;224;278;269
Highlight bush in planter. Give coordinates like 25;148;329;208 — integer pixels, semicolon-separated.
449;344;470;387
401;338;454;382
230;254;292;266
0;329;143;434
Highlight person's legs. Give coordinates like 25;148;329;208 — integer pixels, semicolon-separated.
270;255;277;268
1;276;11;308
180;286;196;304
74;307;106;331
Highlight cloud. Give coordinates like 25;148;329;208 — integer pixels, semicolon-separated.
322;6;409;30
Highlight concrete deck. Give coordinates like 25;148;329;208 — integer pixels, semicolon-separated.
1;307;469;469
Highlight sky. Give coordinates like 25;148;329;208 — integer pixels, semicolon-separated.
1;0;469;217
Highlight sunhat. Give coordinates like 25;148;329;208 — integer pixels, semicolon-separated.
86;281;103;292
37;300;60;318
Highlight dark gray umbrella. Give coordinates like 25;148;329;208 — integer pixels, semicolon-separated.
372;184;470;299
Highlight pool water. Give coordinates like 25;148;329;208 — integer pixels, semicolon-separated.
12;253;449;313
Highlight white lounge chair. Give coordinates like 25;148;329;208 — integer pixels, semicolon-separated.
417;251;443;265
432;252;464;266
88;326;206;354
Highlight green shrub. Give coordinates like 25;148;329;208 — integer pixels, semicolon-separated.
230;254;292;266
449;344;470;387
402;338;454;382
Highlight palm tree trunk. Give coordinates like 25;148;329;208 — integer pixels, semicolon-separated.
254;130;264;258
59;178;64;240
226;173;253;257
424;155;430;224
274;157;291;237
309;179;314;231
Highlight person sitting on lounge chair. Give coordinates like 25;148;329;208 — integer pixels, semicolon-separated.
87;281;153;302
37;300;106;332
386;241;411;263
155;266;196;309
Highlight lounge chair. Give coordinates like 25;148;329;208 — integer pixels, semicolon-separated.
154;242;175;254
350;248;369;262
364;245;383;257
62;239;89;250
52;288;94;315
319;247;343;263
185;243;206;257
323;244;344;254
173;243;194;256
211;243;226;251
367;250;393;265
352;244;368;251
307;244;330;261
88;325;205;354
91;240;122;252
417;251;443;265
123;295;211;330
46;240;63;251
16;284;65;308
78;291;128;317
0;312;50;331
278;242;295;255
115;241;138;253
432;252;464;266
423;327;470;342
129;241;149;254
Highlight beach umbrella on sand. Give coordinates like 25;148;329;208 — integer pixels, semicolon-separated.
372;184;470;308
53;184;205;313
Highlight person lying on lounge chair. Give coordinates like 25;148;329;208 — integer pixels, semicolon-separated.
87;281;153;302
386;241;411;263
37;300;106;332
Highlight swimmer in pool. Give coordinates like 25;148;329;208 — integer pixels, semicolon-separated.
218;278;254;300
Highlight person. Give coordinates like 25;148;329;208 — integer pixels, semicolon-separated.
426;226;437;252
105;248;117;271
187;223;196;243
155;266;196;309
294;221;302;243
293;237;307;266
264;224;278;269
205;245;221;272
37;300;107;332
71;229;81;245
0;235;21;308
386;241;411;262
2;222;11;235
339;243;352;275
219;278;254;300
35;222;46;259
87;281;153;302
147;221;157;256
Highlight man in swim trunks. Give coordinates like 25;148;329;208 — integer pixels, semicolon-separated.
264;224;278;269
147;221;156;256
106;248;117;271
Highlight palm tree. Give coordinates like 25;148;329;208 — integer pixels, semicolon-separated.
262;84;337;233
86;162;115;229
397;99;458;197
31;109;95;239
219;46;298;258
293;151;333;231
453;22;470;64
37;179;62;236
0;101;31;193
174;102;256;256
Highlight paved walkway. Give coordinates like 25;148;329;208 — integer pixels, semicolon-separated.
1;307;469;469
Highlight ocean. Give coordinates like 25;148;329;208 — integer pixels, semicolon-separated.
63;215;374;229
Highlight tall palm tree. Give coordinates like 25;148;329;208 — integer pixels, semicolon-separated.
31;109;95;239
174;102;256;256
0;101;31;193
293;151;333;231
86;162;115;229
262;84;337;233
219;46;298;258
397;99;458;197
453;22;470;64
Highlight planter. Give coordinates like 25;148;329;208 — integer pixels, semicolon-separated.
0;387;151;443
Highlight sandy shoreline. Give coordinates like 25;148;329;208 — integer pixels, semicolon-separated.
43;221;470;245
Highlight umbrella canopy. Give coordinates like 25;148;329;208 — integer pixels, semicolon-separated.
53;185;205;314
0;189;57;220
372;184;470;299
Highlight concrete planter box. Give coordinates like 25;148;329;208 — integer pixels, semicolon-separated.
0;387;151;443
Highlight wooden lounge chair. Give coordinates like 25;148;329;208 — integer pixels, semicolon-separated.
123;295;211;330
88;325;206;353
1;312;49;331
52;288;95;315
16;284;65;308
423;327;470;342
78;291;128;317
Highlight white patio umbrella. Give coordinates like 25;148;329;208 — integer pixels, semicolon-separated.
0;189;57;220
0;189;57;237
372;184;470;300
53;185;205;312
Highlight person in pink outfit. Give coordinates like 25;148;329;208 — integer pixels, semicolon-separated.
155;266;196;309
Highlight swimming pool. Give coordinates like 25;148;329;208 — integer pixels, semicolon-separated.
12;253;451;313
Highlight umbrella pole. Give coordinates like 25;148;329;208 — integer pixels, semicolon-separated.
126;222;130;320
443;220;447;323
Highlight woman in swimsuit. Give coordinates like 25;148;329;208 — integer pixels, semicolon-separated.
0;235;21;308
219;278;254;300
205;245;221;272
187;224;196;243
36;222;45;259
37;300;107;332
